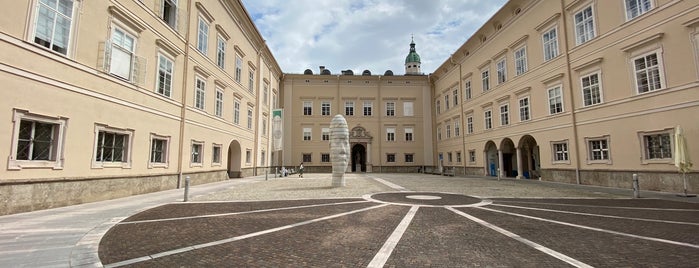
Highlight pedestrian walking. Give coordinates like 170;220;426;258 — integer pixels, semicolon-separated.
299;162;304;178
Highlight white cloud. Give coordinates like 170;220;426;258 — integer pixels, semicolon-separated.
242;0;506;75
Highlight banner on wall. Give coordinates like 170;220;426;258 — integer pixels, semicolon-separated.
272;109;283;151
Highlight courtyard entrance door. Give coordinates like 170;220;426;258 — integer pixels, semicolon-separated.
351;144;366;172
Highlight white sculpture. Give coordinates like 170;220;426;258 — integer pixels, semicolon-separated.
330;114;349;187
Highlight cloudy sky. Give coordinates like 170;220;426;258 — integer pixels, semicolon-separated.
240;0;507;75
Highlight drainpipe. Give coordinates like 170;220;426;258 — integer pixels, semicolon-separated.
452;55;466;175
176;0;193;188
560;0;582;184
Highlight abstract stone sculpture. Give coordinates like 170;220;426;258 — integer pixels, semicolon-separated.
330;114;349;187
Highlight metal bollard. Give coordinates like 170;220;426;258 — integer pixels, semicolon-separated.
265;169;268;181
183;176;190;202
275;167;278;178
632;173;640;198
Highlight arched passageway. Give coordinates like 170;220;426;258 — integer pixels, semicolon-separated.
518;135;540;179
484;141;498;176
500;138;516;177
351;143;366;172
227;140;242;178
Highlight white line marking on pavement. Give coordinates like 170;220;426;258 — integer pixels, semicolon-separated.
118;200;370;225
103;204;389;267
477;206;699;249
491;203;699;226
372;177;408;191
495;200;699;212
367;206;419;268
447;207;593;268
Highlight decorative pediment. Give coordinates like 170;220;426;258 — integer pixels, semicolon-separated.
350;126;372;139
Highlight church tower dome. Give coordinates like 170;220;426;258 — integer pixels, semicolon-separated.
405;37;421;75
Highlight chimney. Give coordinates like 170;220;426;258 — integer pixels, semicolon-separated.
319;66;325;73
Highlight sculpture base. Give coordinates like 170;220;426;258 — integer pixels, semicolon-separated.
332;176;346;187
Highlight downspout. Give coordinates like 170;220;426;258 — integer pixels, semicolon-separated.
560;0;582;184
452;55;466;175
377;75;382;173
176;0;193;188
252;49;262;176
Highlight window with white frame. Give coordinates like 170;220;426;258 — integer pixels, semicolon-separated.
109;27;137;80
454;121;461;137
197;16;208;54
191;141;203;165
548;86;564;114
515;46;528;75
248;70;255;93
444;95;450;110
574;6;596;45
303;127;311;141
552;141;569;162
321;153;330;162
448;152;453;163
404;101;414;116
464;80;472;100
246;149;252;163
642;131;672;161
247;108;253;129
446;124;451;138
9;110;67;170
500;103;509;126
405;127;414;141
149;134;169;167
363;101;372;116
497;58;507;84
195;77;205;110
235;54;243;83
94;126;133;168
467;116;474;134
437;127;442;140
321;101;331;116
212;144;221;164
263;83;269;105
234;99;240;125
484;110;493;130
519;97;531;122
273;93;278;108
587;137;610;162
322;127;330;141
160;0;178;29
453;89;459;106
456;152;462;163
436;100;441;114
157;54;174;97
469;150;476;163
581;72;602;106
345;101;354;116
482;69;490;91
543;27;559;61
303;153;312;163
303;101;313;116
262;116;267;135
260;150;266;166
216;36;225;68
207;88;220;117
386;127;396;141
625;0;652;20
386;153;396;163
633;51;663;94
386;102;395;116
33;0;75;55
405;153;414;163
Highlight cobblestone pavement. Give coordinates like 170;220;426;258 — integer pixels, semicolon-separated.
98;174;699;267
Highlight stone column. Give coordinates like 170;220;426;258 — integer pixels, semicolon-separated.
516;147;524;179
498;149;504;179
483;151;488;176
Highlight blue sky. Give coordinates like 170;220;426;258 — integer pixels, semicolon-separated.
241;0;507;75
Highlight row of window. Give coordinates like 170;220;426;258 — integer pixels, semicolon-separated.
302;127;414;142
302;101;414;117
300;153;415;163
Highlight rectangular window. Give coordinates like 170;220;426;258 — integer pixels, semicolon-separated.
321;153;330;163
363;101;373;116
150;136;168;165
15;120;58;161
157;54;174;97
469;150;476;163
581;73;602;106
482;70;490;91
574;6;596;45
405;127;414;141
246;149;252;163
484;110;492;130
160;0;178;29
216;36;225;68
95;129;131;165
109;27;136;80
437;127;442;141
548;86;564;114
322;128;330;141
386;102;395;116
588;139;609;161
519;97;531;122
497;59;507;84
500;104;509;126
448;152;453;163
553;142;569;162
234;99;240;125
464;80;472;100
263;83;269;105
446;124;451;138
386;153;396;163
262;117;267;135
321;101;331;116
303;101;313;116
303;128;311;141
303;153;312;163
345;101;354;116
33;0;75;55
436;100;441;115
404;101;414;116
515;47;527;75
235;55;243;83
195;77;205;110
456;152;462;163
387;127;395;141
453;90;459;106
197;16;208;54
212;144;221;164
215;89;223;117
247;108;253;129
249;70;255;93
634;52;663;93
644;133;672;160
191;142;203;164
444;95;450;110
626;0;652;20
467;116;474;134
261;151;266;165
543;27;559;61
405;154;414;163
454;121;460;137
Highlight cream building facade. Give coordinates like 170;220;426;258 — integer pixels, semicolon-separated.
0;0;281;214
432;0;699;192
